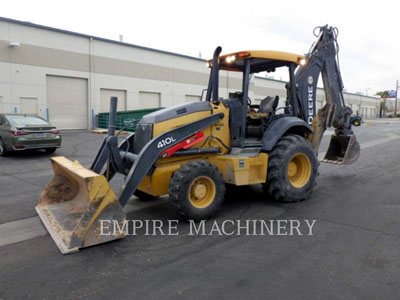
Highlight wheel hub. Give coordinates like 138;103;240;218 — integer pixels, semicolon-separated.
287;153;311;188
193;183;207;199
288;162;297;177
189;176;216;208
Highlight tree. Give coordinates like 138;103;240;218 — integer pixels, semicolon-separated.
376;91;390;117
375;90;389;98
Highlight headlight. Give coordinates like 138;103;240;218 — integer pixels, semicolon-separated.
299;58;306;66
225;55;236;64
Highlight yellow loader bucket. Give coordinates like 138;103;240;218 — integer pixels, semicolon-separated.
36;157;126;254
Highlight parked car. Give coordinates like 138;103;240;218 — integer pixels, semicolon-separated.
350;115;363;126
0;114;62;156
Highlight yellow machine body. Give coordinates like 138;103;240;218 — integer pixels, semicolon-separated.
37;101;270;253
152;101;231;153
136;101;269;196
136;153;269;197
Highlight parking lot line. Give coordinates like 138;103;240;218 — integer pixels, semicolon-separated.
323;130;334;136
124;198;167;213
0;198;168;249
360;133;400;149
319;132;400;159
0;217;47;248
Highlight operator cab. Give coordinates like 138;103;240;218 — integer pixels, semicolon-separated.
206;48;306;148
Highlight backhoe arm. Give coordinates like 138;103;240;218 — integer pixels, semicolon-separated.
294;25;360;164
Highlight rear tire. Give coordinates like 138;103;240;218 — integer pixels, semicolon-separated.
45;148;57;154
168;160;225;221
263;134;318;202
0;138;8;157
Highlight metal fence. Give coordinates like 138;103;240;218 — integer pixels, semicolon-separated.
96;115;138;132
96;108;163;132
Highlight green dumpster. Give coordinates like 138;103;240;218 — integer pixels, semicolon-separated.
96;108;163;132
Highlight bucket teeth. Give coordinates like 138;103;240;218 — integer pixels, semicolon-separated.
36;156;126;254
320;159;343;165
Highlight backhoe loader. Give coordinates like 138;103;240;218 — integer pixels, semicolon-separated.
36;25;360;254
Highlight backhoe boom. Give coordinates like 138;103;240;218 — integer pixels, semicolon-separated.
294;25;360;164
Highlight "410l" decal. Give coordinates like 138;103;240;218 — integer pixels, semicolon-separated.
157;136;177;149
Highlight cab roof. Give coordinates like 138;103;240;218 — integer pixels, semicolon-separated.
208;50;305;73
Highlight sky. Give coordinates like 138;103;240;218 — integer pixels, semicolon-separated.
3;0;399;95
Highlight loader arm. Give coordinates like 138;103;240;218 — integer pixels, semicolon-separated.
116;113;224;206
37;96;223;254
294;25;360;164
90;102;223;206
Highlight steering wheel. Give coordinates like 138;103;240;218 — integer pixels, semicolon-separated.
247;97;252;106
247;97;255;114
232;91;252;108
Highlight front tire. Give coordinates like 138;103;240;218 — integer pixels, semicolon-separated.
45;148;57;154
168;160;225;221
263;134;318;202
0;138;8;157
134;189;159;201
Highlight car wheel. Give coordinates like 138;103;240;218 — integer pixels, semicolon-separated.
0;138;8;157
45;148;57;154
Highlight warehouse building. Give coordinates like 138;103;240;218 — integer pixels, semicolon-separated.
0;17;380;129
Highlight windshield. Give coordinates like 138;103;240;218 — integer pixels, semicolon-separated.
7;115;50;126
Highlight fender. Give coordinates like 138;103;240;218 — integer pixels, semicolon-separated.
118;113;224;206
261;116;313;151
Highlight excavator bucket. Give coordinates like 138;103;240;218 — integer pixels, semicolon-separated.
36;156;126;254
322;134;360;165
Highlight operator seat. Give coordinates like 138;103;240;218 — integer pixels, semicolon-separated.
259;96;279;114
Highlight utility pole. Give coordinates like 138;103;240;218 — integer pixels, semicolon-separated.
384;95;387;117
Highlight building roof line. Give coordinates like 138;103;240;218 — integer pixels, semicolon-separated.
0;16;381;100
0;16;206;62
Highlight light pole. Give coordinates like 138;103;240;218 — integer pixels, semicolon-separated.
365;88;370;119
395;80;398;116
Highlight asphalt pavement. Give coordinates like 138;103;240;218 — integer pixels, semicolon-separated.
1;121;400;299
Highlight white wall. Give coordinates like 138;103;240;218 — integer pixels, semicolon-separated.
0;18;381;130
